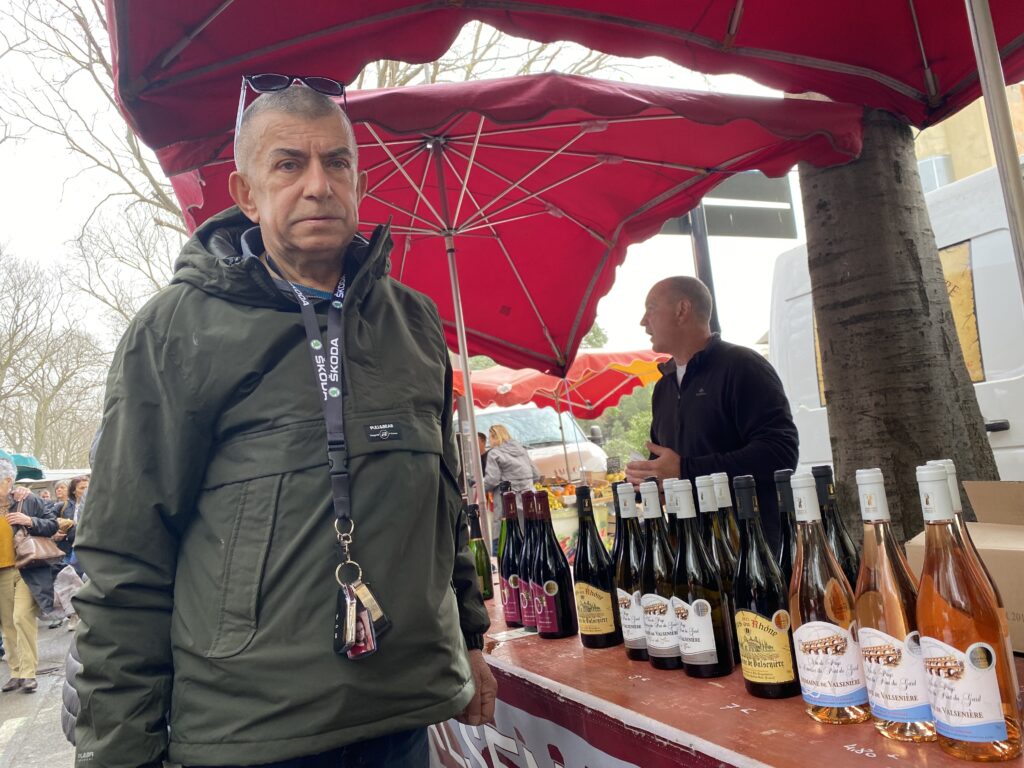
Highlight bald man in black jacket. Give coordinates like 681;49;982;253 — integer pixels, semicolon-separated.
625;277;799;550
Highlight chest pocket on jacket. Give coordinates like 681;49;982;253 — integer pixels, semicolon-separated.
181;419;328;659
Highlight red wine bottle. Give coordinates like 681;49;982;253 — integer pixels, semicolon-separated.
775;469;797;587
733;475;801;699
614;482;648;661
533;491;578;639
573;485;623;648
498;490;524;628
518;490;539;631
811;465;860;589
671;479;735;678
639;480;682;670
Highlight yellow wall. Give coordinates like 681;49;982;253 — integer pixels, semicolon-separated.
916;83;1024;182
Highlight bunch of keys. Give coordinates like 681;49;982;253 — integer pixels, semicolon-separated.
334;522;391;659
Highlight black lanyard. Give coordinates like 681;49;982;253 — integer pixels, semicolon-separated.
264;254;390;657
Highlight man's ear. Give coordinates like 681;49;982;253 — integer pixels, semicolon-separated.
356;169;368;204
228;170;260;223
675;297;692;324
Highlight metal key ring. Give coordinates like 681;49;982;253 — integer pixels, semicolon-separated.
334;518;355;538
335;560;363;587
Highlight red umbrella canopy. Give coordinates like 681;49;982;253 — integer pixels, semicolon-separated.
453;350;670;419
166;74;861;374
107;0;1024;153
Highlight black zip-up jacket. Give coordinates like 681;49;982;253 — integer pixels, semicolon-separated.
649;334;798;550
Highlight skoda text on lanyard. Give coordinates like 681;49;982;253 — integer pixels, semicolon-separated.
270;256;392;659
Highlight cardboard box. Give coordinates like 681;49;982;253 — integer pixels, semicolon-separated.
905;480;1024;653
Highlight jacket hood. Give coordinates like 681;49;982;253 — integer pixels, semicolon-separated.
171;206;392;307
490;440;530;459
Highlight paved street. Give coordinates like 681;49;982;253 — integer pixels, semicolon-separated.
0;619;75;767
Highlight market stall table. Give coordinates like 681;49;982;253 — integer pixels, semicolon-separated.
429;581;1024;768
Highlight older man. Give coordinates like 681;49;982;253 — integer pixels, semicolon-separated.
625;277;799;549
1;457;58;694
73;84;494;768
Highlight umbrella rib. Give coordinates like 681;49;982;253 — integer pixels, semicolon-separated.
363;192;439;233
452;115;485;228
138;4;923;107
905;0;940;105
443;145;613;246
440;113;684;143
453;141;711;173
456;130;588;230
364;143;423;186
439;319;563;369
435;151;565;364
364;123;447;228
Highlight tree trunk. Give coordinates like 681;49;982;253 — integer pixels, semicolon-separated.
798;109;999;544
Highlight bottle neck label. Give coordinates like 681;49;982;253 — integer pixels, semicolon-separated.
575;582;616;636
792;621;868;707
618;588;646;647
714;482;731;509
672;597;719;665
697;485;717;513
859;627;932;722
920;636;1008;743
919;479;955;522
736;609;796;685
793;486;821;522
857;482;890;522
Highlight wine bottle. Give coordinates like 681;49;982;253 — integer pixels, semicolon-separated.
614;482;648;661
811;465;860;588
733;474;801;699
466;504;494;601
663;478;680;553
498;490;524;628
639;480;682;670
610;478;625;568
518;491;539;631
672;479;735;678
696;475;737;605
775;469;797;586
496;480;513;560
533;491;578;639
712;472;741;557
852;468;935;743
915;464;1022;761
574;485;623;649
789;472;870;725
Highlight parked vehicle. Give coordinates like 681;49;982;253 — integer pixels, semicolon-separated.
770;162;1024;480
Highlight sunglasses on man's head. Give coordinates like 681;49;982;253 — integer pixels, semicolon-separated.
234;74;347;139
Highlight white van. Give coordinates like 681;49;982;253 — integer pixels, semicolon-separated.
472;404;609;482
770;162;1024;480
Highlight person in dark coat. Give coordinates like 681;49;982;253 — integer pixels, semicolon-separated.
1;458;59;693
625;277;799;550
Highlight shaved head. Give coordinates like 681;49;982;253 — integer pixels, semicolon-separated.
234;86;354;175
655;276;713;324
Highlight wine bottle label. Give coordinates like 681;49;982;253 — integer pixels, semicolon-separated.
792;621;869;707
520;579;537;627
920;636;1009;743
672;597;718;665
640;593;678;658
735;609;796;684
533;580;561;634
859;628;932;723
574;582;616;635
500;575;522;625
617;588;646;648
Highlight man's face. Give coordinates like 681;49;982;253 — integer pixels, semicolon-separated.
640;284;683;353
39;490;51;501
77;478;89;499
233;112;367;263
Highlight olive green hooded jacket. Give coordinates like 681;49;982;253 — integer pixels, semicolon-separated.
73;207;489;767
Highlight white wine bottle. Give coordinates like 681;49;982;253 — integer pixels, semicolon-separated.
915;464;1022;761
789;472;870;725
614;482;648;661
852;468;935;743
639;480;681;670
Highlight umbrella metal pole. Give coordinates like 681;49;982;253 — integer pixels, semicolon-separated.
965;0;1024;304
688;202;722;333
555;386;572;482
432;141;490;545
